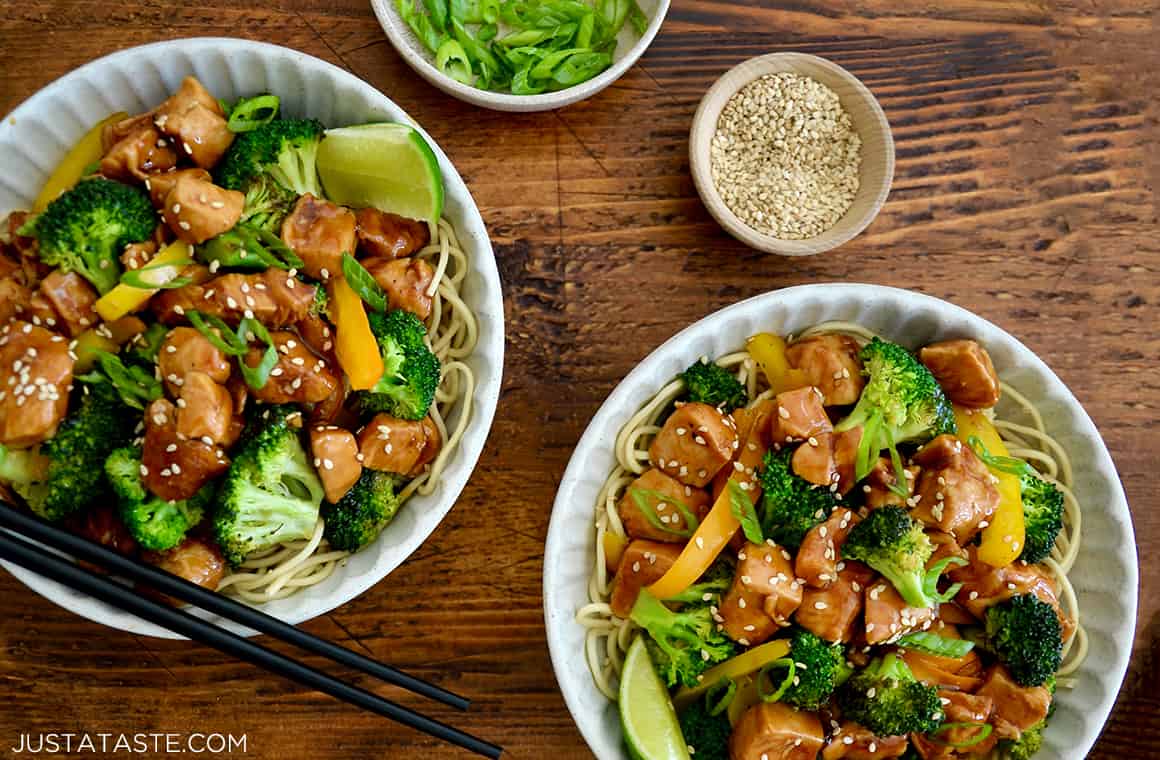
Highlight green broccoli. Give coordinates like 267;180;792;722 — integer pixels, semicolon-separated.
238;173;296;233
1018;472;1064;564
214;406;326;566
841;505;961;610
19;177;155;294
780;628;851;710
1001;720;1044;760
681;360;747;411
677;701;730;760
984;594;1062;687
835;338;957;487
104;447;211;551
215;118;325;198
0;383;135;521
630;589;737;689
837;652;942;736
321;469;402;552
663;558;734;605
353;310;441;421
197;223;303;272
310;283;330;319
756;447;839;549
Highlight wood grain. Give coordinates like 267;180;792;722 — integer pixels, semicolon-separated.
1;1;1158;758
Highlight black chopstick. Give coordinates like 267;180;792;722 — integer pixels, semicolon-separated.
0;504;468;711
0;529;503;759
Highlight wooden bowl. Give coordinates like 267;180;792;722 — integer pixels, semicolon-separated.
689;52;894;256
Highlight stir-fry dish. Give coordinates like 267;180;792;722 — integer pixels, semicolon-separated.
0;77;477;603
578;323;1084;760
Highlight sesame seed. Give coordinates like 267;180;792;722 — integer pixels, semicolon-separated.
178;221;191;231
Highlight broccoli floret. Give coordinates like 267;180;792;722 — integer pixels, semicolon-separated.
310;284;330;319
677;701;730;760
837;652;942;736
780;628;850;710
836;338;957;485
681;360;747;411
353;310;441;421
1019;472;1064;564
238;173;296;233
105;447;211;551
663;558;734;605
19;178;155;294
321;469;402;551
0;383;136;522
214;406;325;566
1001;720;1045;760
841;505;961;610
630;589;737;689
984;594;1062;687
215;118;325;198
756;447;838;549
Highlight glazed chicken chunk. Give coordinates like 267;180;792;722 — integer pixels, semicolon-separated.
146;167;212;208
822;723;909;760
153;270;317;327
648;402;739;488
158;326;231;396
0;321;73;448
0;277;33;326
609;540;681;618
99;121;178;182
920;339;1001;409
911;434;999;543
175;371;234;444
37;270;99;337
357;413;441;477
770;385;832;442
281;194;357;281
786;334;865;405
310;426;363;504
153;76;235;169
795;507;860;589
796;562;873;643
246;331;338;405
356;207;431;259
364;256;436;320
791;427;862;495
730;702;825;760
617;468;711;543
976;665;1051;741
720;541;801;644
143;536;227;599
141;398;230;502
161;171;244;245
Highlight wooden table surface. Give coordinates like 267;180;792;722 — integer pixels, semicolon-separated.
1;1;1157;758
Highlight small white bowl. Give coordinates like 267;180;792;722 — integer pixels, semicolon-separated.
370;0;671;112
544;283;1137;760
0;38;505;639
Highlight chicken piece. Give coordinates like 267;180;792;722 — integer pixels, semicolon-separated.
101;113;154;151
864;581;936;645
141;398;230;502
920;340;1000;409
158;326;231;395
99;122;178;182
648;402;739;488
720;541;800;644
976;665;1051;741
146;167;212;208
176;371;234;444
38;270;99;337
121;239;158;271
721;580;779;646
0;322;74;448
23;293;59;331
280;194;357;281
791;427;862;495
364;256;436;320
796;507;860;589
795;562;873;643
142;536;226;601
3;211;50;287
786;334;865;405
0;249;20;280
823;723;909;760
245;331;338;405
152;270;317;327
71;503;137;560
161;172;244;245
949;547;1073;639
356;207;431;259
910;434;999;544
730;702;825;760
609;540;682;618
863;457;920;510
309;425;362;504
0;278;33;326
618;468;711;543
295;312;336;363
153;76;234;169
769;385;832;442
710;400;777;503
357;413;439;477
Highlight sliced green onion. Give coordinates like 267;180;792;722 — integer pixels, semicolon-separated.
628;0;647;35
756;658;796;703
575;12;595;48
923;555;968;604
704;678;736;717
341;253;388;313
883;422;909;498
226;94;280;133
896;632;975;659
549;50;612;89
398;0;448;53
237;317;279;390
118;258;195;290
436;39;475;84
968;435;1032;476
423;0;450;31
930;722;993;749
253;227;304;269
630;487;698;538
727;479;763;545
187;311;248;357
78;351;162;410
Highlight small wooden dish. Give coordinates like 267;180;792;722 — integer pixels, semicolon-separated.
689;52;894;256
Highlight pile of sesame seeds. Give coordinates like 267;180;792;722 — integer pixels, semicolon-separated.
710;72;862;240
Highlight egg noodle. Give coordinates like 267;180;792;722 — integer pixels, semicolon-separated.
216;218;478;603
576;321;1086;757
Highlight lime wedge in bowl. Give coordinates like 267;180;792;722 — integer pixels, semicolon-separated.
619;636;691;760
316;123;443;222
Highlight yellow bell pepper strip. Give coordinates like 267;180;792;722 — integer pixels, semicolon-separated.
33;111;127;212
645;484;738;601
954;405;1024;567
94;241;192;323
746;333;809;395
603;531;627;574
329;276;385;391
673;638;791;710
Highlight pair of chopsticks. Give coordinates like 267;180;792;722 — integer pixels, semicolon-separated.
0;504;502;759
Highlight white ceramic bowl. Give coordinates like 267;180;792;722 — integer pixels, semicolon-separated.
544;283;1137;760
0;38;505;639
370;0;670;112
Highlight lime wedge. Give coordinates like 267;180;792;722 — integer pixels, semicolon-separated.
316;123;444;222
619;637;692;760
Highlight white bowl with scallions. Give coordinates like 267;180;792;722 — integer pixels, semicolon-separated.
371;0;670;112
